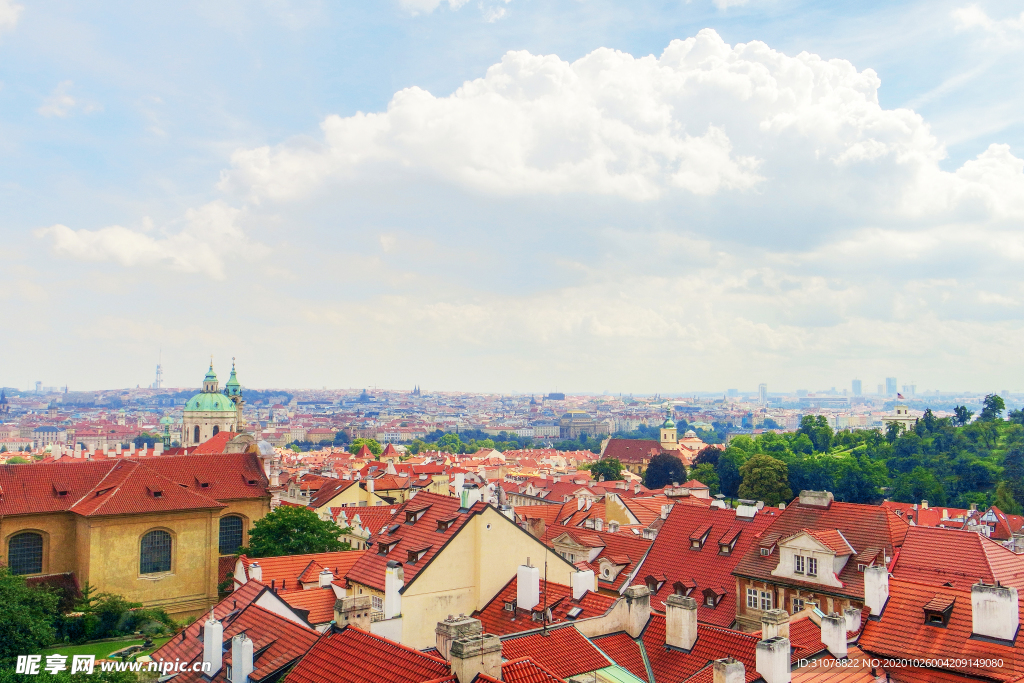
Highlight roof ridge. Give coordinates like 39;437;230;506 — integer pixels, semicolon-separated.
67;460;121;508
341;625;448;663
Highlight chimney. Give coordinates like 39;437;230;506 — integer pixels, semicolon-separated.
609;521;620;533
449;634;501;683
202;613;223;675
820;613;847;659
661;504;671;520
116;444;122;455
760;609;790;639
863;566;889;616
129;442;136;454
713;657;745;683
844;607;861;633
154;442;163;455
367;478;374;494
634;482;640;494
335;595;372;631
921;500;928;510
623;585;652;638
247;561;262;583
319;568;333;588
573;570;596;600
434;615;482;662
755;637;791;683
517;562;540;611
665;595;698;651
384;561;404;619
942;508;948;520
229;633;253;683
972;582;1019;641
798;490;833;509
594;518;603;532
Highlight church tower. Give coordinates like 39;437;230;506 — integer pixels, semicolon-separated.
225;358;245;432
659;407;678;450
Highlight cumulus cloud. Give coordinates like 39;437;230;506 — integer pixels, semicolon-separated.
219;29;1024;224
37;81;103;118
0;0;22;33
35;202;266;280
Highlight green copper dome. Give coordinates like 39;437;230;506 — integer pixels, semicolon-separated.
225;361;241;397
662;408;675;429
185;393;237;412
204;365;218;383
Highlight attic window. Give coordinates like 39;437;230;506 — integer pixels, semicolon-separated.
922;595;955;627
407;547;429;564
689;524;712;550
406;506;430;524
760;547;773;556
377;540;399;556
504;600;516;612
436;517;456;533
719;543;732;555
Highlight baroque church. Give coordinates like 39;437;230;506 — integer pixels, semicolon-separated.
182;360;246;446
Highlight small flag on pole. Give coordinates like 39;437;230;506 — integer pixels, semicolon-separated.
897;393;904;399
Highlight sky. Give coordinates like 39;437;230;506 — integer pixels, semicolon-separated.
1;0;1023;394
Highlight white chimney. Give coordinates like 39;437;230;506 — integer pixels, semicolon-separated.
129;443;136;454
594;518;603;532
844;607;862;633
247;561;262;583
665;595;698;650
761;609;790;640
319;568;333;588
972;582;1019;641
116;444;122;455
202;613;223;675
229;633;253;683
573;570;596;600
624;585;651;638
384;561;404;619
863;566;889;617
756;637;791;683
713;657;745;683
367;478;374;494
820;613;847;659
517;562;540;611
154;442;163;455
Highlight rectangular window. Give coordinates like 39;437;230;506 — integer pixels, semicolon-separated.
746;588;759;609
794;555;805;574
808;558;818;576
760;591;773;611
371;595;383;612
792;597;805;613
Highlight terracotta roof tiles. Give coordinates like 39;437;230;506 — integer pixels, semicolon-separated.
501;627;610;679
285;626;450;683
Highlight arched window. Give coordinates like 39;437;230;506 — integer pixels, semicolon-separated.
193;426;201;443
219;516;243;555
212;425;220;436
140;530;172;574
8;532;43;575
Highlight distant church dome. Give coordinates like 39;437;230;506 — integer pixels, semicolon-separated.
684;429;697;438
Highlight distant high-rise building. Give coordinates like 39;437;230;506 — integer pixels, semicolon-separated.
885;377;897;396
34;381;42;394
852;379;862;396
152;362;163;389
726;388;739;398
902;384;916;398
758;383;768;405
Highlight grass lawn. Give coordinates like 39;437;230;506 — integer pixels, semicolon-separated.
41;636;171;660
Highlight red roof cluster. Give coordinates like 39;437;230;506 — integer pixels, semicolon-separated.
473;576;616;636
500;626;611;679
285;626;450;683
891;525;1024;589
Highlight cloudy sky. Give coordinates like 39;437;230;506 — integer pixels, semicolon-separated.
1;0;1023;394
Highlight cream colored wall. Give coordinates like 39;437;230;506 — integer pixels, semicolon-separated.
0;512;78;576
771;535;840;588
400;507;577;649
313;484;388;512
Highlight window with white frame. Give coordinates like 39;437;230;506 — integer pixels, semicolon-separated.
794;554;805;574
760;590;773;611
807;557;818;576
792;597;805;613
371;595;383;611
746;588;759;609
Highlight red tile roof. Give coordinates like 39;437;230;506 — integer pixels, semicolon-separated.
237;550;366;591
332;504;401;535
473;576;616;636
891;525;1024;589
285;626;450;683
732;498;909;601
495;658;565;683
0;453;268;517
501;626;610;679
601;439;666;464
277;587;338;625
541;526;652;591
859;578;1024;681
591;632;649;682
631;503;778;627
191;431;239;455
799;528;856;555
642;616;761;683
306;478;358;508
345;492;485;592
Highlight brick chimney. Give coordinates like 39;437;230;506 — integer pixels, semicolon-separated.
713;657;745;683
863;565;889;616
624;585;651;638
247;561;262;583
229;633;253;683
573;570;596;600
202;612;223;675
334;595;372;631
450;634;502;683
820;613;847;659
972;582;1019;641
517;562;540;611
760;609;789;639
435;615;483;662
755;637;791;683
665;595;698;651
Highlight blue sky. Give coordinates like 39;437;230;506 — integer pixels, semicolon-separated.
1;0;1023;393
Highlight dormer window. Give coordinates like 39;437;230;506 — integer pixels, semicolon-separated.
922;594;955;627
436;517;456;533
377;540;398;556
406;506;430;524
407;547;429;564
689;524;712;550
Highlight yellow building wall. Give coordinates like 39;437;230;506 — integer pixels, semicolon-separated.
313;485;388;512
400;507;577;649
0;512;79;576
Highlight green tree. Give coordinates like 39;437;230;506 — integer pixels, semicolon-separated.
797;416;833;453
884;422;905;445
979;394;1006;421
1009;409;1024;427
716;448;746;497
644;453;686;489
891;466;946;505
692;445;721;466
994;481;1023;515
1002;442;1024;505
242;506;350;558
953;405;974;427
590;458;623;482
0;567;59;666
349;438;383;457
435;433;464;454
737;453;792;506
689;463;720;495
6;456;28;464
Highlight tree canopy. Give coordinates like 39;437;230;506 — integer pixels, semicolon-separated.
243;506;350;558
590;458;623;481
980;394;1006;422
644;453;686;489
0;567;59;666
738;453;792;506
348;438;382;456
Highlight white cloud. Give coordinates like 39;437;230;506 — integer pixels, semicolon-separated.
398;0;471;16
219;29;1024;223
953;5;1024;45
0;0;22;33
37;81;103;118
35;202;266;280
